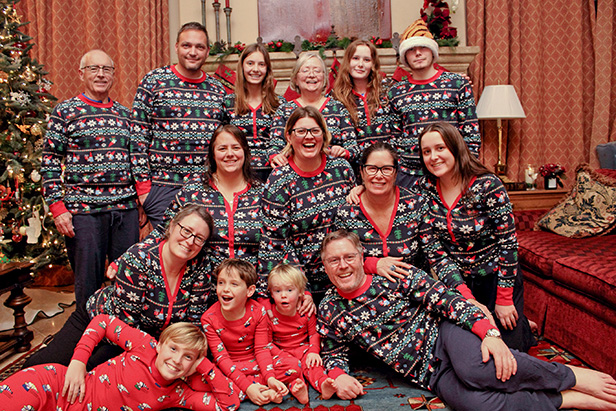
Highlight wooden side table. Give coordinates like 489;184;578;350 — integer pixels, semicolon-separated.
507;189;568;211
0;262;34;355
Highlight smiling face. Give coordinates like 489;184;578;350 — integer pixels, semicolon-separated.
175;29;209;77
212;130;245;177
269;277;301;316
166;213;210;262
216;268;255;320
296;57;326;94
361;150;397;197
79;50;114;101
349;45;373;82
420;130;456;181
287;116;324;165
405;46;434;71
323;238;365;294
155;339;201;381
242;50;267;86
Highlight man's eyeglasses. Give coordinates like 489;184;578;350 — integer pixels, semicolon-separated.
324;252;359;268
292;127;323;138
81;65;115;75
362;164;396;177
177;223;207;246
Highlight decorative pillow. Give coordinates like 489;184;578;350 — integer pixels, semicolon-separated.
536;163;616;238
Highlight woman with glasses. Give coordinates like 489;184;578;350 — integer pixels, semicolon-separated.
332;40;401;157
143;124;263;271
259;106;355;305
417;122;534;352
24;204;216;370
224;44;284;183
336;143;471;292
269;52;360;168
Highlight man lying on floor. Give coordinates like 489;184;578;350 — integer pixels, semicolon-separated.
317;229;616;411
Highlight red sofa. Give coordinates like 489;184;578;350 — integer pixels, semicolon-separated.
514;169;616;376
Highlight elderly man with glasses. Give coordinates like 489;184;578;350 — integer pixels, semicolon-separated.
41;49;139;306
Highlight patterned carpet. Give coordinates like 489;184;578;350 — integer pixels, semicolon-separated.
0;337;586;410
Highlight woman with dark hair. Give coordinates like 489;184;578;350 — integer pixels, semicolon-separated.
269;52;359;167
150;124;264;270
24;204;216;369
335;142;471;292
259;106;355;304
418;122;534;351
332;40;400;155
224;43;284;182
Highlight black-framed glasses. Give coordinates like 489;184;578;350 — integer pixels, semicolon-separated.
292;127;323;138
177;223;207;246
362;164;396;177
81;65;115;75
324;252;359;268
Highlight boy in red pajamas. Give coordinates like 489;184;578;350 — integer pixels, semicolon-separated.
201;259;303;406
263;264;338;404
0;315;240;410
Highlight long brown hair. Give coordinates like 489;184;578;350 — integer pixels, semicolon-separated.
234;43;280;116
204;124;255;186
419;122;490;193
332;40;382;127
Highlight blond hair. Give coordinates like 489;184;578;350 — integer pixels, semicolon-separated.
268;264;307;294
159;322;207;355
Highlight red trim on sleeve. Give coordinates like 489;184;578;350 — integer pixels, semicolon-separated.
495;286;514;306
49;201;70;218
471;319;495;340
135;180;152;197
457;284;475;300
364;257;379;274
327;367;347;379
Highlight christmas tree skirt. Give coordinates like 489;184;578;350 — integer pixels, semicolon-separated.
0;287;75;332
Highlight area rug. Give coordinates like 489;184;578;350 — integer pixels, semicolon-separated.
0;337;587;410
0;287;75;332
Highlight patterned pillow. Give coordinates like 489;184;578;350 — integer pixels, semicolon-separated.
536;163;616;238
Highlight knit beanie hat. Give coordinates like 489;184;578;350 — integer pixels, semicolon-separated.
398;19;439;68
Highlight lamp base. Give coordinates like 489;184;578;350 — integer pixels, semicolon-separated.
495;163;507;175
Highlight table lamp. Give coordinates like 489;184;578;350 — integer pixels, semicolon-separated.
476;85;526;178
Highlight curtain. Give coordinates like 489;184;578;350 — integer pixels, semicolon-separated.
467;0;616;180
16;0;169;108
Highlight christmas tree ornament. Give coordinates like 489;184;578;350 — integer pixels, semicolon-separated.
22;66;37;82
30;169;41;182
11;233;22;242
26;211;42;244
30;122;43;135
0;71;8;82
19;225;27;235
0;251;9;264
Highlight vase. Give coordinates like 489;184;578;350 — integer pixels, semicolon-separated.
544;177;558;190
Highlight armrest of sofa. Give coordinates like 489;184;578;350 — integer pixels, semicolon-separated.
514;209;546;232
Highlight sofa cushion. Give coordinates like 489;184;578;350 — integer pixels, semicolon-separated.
517;230;615;278
553;255;616;309
537;164;616;238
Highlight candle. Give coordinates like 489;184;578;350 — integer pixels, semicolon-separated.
225;0;230;7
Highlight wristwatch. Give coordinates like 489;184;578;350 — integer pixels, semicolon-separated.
485;328;502;339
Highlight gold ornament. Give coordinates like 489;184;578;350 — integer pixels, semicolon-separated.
0;71;8;83
16;124;30;133
22;67;37;82
30;123;43;136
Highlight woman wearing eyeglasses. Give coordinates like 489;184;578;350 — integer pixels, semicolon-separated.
24;204;215;370
335;143;471;293
269;52;360;168
259;106;355;305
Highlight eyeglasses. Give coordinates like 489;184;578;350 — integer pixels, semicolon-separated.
177;223;207;246
292;127;323;138
81;65;115;75
324;252;359;268
362;164;397;177
299;67;324;75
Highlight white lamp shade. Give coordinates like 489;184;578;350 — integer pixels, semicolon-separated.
476;85;526;119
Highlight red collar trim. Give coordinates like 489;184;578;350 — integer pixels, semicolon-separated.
337;275;372;300
409;68;445;85
171;64;206;83
288;154;327;177
77;94;113;108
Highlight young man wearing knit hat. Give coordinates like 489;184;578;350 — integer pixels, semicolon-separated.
388;19;481;188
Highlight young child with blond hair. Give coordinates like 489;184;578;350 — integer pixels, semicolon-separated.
0;314;240;410
264;263;338;404
201;259;304;406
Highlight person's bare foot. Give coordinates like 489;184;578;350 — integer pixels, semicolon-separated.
561;390;616;410
290;379;309;404
569;365;616;403
263;388;283;404
320;377;338;400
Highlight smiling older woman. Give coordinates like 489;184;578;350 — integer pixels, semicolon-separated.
268;52;360;168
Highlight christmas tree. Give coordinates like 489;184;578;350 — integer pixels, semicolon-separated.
0;0;67;270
